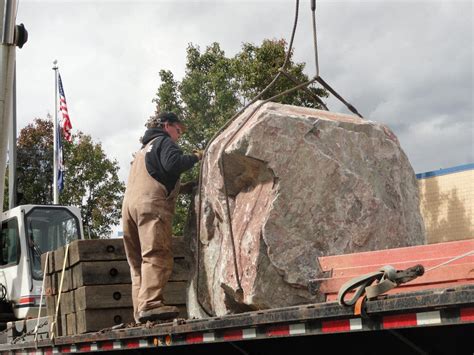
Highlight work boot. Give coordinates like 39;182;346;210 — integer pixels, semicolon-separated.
137;306;180;323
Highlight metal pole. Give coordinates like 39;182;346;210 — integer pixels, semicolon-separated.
52;60;58;204
0;0;17;212
8;62;16;208
1;0;16;43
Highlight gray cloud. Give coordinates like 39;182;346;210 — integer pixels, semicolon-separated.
14;0;473;184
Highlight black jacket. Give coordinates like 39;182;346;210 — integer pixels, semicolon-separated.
142;128;198;194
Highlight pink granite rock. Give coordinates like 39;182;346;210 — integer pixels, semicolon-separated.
186;101;426;318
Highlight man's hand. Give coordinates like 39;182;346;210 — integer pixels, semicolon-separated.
193;149;204;160
179;180;198;195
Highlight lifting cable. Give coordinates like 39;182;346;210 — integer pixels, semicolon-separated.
194;0;363;316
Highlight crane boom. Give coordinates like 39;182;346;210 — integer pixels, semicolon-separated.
0;0;18;213
0;0;27;213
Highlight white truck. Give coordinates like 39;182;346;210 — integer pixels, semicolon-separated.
0;205;83;322
0;0;84;325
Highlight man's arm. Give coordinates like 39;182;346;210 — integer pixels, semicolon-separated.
160;138;199;175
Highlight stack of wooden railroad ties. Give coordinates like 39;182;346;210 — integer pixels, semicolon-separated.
8;237;189;342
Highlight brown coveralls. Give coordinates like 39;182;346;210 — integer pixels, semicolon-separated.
122;138;179;319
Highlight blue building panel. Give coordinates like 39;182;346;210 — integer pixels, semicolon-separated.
416;163;474;180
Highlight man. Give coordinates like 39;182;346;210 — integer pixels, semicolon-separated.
122;112;202;323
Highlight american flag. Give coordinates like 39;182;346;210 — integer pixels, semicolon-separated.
58;72;72;142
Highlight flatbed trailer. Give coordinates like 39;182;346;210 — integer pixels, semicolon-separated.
0;284;472;355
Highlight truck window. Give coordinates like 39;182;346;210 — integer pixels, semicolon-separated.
25;208;81;280
0;218;20;266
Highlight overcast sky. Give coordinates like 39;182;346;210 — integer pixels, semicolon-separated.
14;0;473;185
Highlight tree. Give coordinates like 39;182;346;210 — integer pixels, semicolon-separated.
59;132;125;238
234;39;327;107
16;118;54;204
16;118;125;238
152;39;328;235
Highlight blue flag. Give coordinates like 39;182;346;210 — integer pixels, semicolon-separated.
57;123;64;192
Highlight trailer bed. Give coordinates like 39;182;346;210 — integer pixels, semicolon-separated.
0;284;472;354
1;239;473;354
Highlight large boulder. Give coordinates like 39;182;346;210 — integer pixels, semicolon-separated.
186;101;426;318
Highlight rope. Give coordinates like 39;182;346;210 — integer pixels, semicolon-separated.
321;248;474;306
34;251;49;343
50;244;69;341
425;249;474;272
310;249;474;285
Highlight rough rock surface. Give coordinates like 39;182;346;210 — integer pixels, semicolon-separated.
186;101;426;318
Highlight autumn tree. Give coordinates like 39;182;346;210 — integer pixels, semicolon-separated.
152;39;328;235
15;118;125;238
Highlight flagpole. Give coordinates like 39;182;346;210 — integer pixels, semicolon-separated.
52;59;59;204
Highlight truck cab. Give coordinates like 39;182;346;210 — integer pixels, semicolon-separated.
0;205;84;319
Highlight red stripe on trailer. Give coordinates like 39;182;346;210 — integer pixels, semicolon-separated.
77;344;91;352
223;329;243;341
460;307;474;322
322;319;350;333
186;333;204;343
101;342;114;350
383;313;417;328
266;325;290;336
61;346;72;353
126;340;140;348
43;348;53;355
